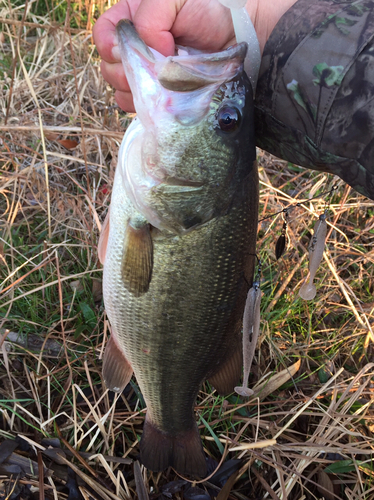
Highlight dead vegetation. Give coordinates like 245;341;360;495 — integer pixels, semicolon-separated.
0;1;373;499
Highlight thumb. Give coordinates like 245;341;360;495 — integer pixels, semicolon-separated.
134;0;185;56
93;0;141;62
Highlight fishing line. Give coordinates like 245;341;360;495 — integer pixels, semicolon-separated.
256;183;339;300
258;184;338;223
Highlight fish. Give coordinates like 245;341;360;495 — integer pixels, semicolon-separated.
98;19;258;478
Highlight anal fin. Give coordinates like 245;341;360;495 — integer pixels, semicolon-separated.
122;218;153;296
103;335;133;392
140;415;207;478
208;343;242;396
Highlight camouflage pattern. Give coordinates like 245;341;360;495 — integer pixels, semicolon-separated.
255;0;374;200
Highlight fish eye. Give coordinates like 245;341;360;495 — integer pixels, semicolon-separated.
217;106;240;132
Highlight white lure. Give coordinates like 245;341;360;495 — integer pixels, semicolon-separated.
299;214;328;301
217;0;261;92
235;283;262;397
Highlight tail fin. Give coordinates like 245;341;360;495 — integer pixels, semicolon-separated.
140;416;207;478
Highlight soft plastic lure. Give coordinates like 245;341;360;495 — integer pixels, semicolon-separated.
217;0;261;92
235;282;262;397
299;213;327;301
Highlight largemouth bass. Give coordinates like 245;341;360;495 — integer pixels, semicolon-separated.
99;19;258;477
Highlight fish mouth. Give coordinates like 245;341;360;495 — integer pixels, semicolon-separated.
115;19;248;125
162;177;204;188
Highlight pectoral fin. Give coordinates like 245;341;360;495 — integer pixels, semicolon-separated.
121;218;153;296
103;335;133;392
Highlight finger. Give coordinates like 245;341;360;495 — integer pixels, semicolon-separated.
115;90;135;113
134;0;186;56
93;16;117;63
100;60;130;93
93;0;141;63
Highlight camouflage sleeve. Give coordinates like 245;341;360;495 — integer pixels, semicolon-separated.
255;0;374;200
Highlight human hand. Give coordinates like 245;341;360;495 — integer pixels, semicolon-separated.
93;0;235;112
93;0;297;112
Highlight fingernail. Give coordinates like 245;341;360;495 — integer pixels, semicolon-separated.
112;44;120;61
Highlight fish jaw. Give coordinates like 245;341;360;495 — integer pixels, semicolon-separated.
115;20;159;128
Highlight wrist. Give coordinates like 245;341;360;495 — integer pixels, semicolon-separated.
245;0;298;53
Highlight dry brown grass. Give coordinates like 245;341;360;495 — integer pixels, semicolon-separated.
0;2;373;499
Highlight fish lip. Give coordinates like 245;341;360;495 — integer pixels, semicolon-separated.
115;19;247;65
155;43;248;91
116;19;155;63
115;18;248;92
